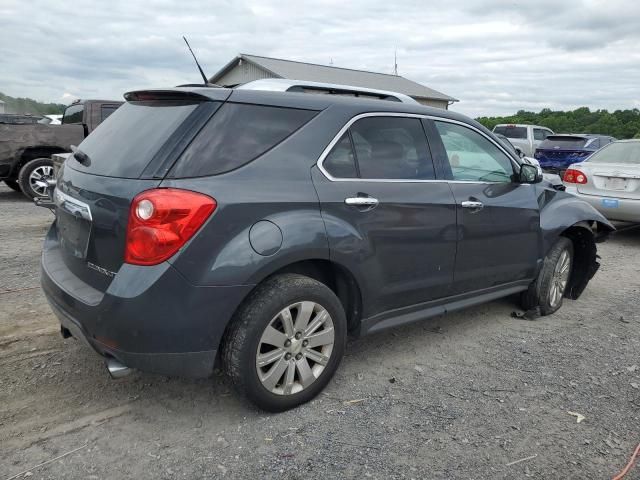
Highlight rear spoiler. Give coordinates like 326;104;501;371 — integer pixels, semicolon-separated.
123;88;231;103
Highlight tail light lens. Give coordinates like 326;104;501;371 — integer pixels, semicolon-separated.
125;188;216;266
563;168;588;184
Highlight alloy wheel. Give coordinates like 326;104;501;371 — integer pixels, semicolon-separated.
29;165;54;197
255;301;335;395
550;249;571;307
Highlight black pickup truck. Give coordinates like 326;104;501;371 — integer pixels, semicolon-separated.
0;99;121;198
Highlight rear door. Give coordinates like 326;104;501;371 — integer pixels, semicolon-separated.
533;127;551;151
312;114;457;318
427;119;540;294
54;91;229;292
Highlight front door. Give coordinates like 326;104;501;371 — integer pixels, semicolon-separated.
312;115;457;319
426;119;541;294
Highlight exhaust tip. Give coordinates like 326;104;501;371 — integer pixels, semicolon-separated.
106;358;132;379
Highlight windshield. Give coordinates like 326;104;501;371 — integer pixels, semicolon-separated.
586;142;640;165
66;101;201;178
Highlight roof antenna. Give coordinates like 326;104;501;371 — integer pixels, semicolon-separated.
394;49;398;76
182;36;217;86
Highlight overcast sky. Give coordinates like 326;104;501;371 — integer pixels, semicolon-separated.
1;0;639;117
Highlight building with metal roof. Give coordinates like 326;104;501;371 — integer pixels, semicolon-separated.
210;54;458;110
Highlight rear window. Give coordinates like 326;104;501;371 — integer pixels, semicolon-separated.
169;103;316;178
493;125;527;139
67;101;200;178
587;142;640;165
539;135;588;150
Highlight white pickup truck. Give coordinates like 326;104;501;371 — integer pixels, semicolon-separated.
492;124;554;157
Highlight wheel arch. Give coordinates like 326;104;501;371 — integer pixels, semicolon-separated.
233;258;363;336
17;146;67;172
558;222;602;300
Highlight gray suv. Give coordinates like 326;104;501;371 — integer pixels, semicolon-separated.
41;84;613;411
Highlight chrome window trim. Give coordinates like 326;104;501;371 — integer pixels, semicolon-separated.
316;112;520;184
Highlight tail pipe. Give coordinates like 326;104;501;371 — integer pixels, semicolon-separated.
106;358;132;379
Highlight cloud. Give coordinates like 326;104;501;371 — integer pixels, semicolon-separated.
0;0;638;117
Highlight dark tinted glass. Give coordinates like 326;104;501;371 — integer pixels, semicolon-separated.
171;103;316;178
62;104;84;124
349;117;434;180
100;105;119;122
540;135;588;150
67;101;199;178
493;125;527;139
323;133;358;178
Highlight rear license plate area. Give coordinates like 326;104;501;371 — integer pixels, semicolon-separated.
604;177;627;190
57;208;91;259
601;198;619;208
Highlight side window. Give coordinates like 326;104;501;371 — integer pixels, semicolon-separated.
534;128;546;141
100;105;119;122
435;121;514;183
62;104;84;124
349;117;434;180
323;133;358;178
170;103;316;177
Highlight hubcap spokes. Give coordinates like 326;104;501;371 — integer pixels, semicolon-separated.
550;249;571;307
256;301;335;395
29;165;53;196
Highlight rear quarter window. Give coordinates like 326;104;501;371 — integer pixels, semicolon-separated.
169;103;317;178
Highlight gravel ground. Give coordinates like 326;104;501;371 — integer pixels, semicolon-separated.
1;183;639;480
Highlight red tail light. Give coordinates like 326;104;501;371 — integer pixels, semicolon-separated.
563;168;588;184
125;188;216;266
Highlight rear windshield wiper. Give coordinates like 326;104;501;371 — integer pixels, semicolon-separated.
70;145;91;166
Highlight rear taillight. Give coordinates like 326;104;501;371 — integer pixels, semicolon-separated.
125;188;216;266
563;168;588;184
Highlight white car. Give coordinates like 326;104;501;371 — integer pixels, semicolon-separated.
493;124;554;157
563;140;640;222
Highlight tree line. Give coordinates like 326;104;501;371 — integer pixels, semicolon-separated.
0;92;66;116
477;107;640;139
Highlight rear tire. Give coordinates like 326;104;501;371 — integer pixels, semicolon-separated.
3;180;21;192
18;158;54;200
223;274;347;412
521;237;574;315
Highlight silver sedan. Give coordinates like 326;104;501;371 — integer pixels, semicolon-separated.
563;140;640;222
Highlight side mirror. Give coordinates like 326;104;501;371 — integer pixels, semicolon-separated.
519;163;541;184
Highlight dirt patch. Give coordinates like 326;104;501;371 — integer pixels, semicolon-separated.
1;183;639;479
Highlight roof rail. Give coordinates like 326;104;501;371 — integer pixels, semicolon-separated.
237;79;418;104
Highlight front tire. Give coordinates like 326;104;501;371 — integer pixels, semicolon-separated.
223;274;347;412
18;158;54;199
521;237;574;315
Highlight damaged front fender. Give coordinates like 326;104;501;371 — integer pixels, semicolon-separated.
537;187;615;299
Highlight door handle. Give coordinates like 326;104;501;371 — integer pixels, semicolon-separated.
345;196;379;207
461;200;484;210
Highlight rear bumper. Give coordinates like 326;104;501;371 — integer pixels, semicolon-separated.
565;188;640;223
41;224;254;378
